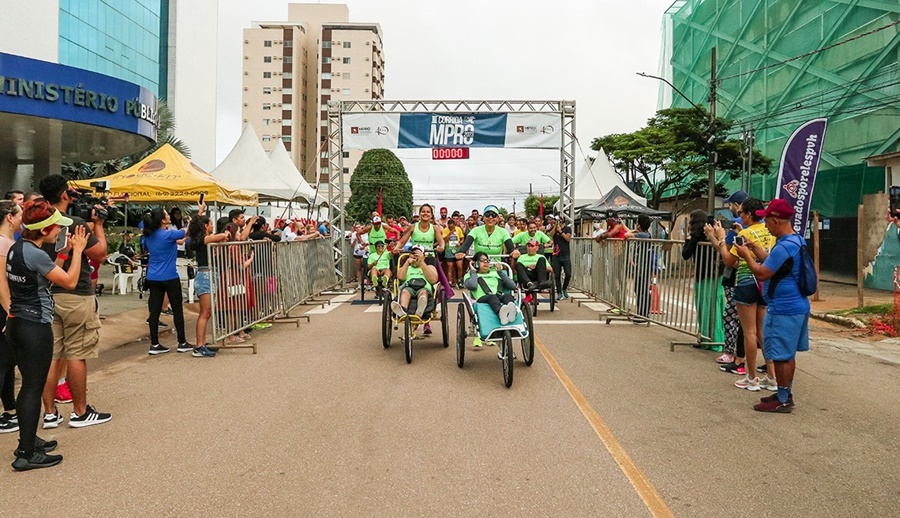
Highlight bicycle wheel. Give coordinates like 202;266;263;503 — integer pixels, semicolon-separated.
501;330;513;388
404;317;413;364
381;296;392;348
521;302;535;366
360;278;365;302
549;284;556;312
441;291;450;347
456;303;466;368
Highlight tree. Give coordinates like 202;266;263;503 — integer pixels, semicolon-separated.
523;194;560;217
61;99;190;180
591;107;772;210
345;148;413;223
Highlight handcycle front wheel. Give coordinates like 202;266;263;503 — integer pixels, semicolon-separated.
501;330;514;388
441;291;450;348
456;303;466;368
549;283;556;312
381;296;392;348
404;317;413;364
521;302;535;366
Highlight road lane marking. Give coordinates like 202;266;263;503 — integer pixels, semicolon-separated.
364;304;383;313
534;320;608;325
535;336;675;518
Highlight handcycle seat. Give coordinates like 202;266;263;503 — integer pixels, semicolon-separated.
405;295;437;317
472;302;525;340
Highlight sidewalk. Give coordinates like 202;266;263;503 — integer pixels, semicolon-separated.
808;280;894;313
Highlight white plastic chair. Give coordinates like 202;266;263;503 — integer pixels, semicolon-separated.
107;253;141;295
175;257;196;303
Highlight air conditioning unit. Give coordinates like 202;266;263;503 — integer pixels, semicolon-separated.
244;71;248;76
365;72;369;77
364;88;369;93
244;40;249;44
244;56;248;59
243;103;248;107
365;57;370;61
366;41;371;45
334;72;341;76
276;40;282;44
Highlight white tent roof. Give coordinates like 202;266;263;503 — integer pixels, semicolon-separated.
267;139;325;205
211;124;298;201
558;148;647;210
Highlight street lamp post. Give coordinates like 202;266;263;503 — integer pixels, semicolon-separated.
542;174;561;186
638;48;718;215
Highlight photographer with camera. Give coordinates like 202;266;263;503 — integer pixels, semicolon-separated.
36;174;112;429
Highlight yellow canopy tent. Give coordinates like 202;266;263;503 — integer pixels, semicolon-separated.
71;144;258;206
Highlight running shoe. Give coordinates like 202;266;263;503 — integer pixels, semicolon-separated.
715;354;733;364
734;376;761;391
499;302;517;325
759;393;794;406
472;337;483;348
390;301;406;317
176;342;195;353
192;345;217;358
757;364;767;374
753;398;792;413
0;412;18;434
35;436;57;453
148;344;171;355
42;409;63;429
68;405;111;428
423;323;432;335
162;308;174;316
719;362;745;375
12;450;63;471
759;376;778;392
562;290;569;299
146;318;168;327
55;381;73;404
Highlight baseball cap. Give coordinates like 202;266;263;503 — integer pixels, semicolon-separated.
374;240;385;246
526;238;539;246
372;216;382;224
440;206;448;212
410;244;425;253
756;198;796;219
483;205;500;216
724;190;749;204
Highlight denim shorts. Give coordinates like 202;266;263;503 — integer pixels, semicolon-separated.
194;270;211;297
763;312;809;361
732;281;767;306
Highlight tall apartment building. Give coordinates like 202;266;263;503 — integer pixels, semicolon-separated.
242;3;384;187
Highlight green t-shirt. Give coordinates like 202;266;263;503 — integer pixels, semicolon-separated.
367;225;387;254
470;269;501;300
367;250;391;270
404;264;432;294
467;225;511;258
517;253;545;269
512;230;551;247
410;223;436;248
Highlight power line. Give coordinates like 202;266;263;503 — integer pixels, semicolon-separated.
717;18;900;82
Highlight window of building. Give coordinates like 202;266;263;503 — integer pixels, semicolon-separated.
283;72;292;79
343;41;351;48
341;88;351;95
263;87;272;94
262;135;271;142
343;73;351;80
322;41;331;48
343;168;350;174
343;151;350;158
321;151;328;158
263;118;271;126
263;71;272;78
284;56;292;64
263;56;272;63
322;72;331;80
284;40;293;48
343;57;351;64
320;104;328;111
263;103;271;110
282;136;292;142
323;56;331;64
283;87;293;94
264;40;272;47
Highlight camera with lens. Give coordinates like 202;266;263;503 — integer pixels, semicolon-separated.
890;185;900;216
70;180;118;221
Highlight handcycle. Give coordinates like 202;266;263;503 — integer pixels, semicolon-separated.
514;248;556;317
455;257;535;388
381;251;450;363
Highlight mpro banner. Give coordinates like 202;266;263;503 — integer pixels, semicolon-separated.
342;113;561;150
775;118;828;235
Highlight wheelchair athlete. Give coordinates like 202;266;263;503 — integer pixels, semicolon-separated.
515;238;553;291
390;244;439;318
465;251;518;325
367;240;392;296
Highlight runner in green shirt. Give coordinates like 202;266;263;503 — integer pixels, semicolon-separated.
512;222;552;251
454;204;519;261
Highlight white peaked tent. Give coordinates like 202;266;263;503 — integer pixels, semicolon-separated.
212;124;298;201
557;148;648;210
267;139;324;205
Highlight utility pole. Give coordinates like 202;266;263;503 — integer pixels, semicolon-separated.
707;47;717;216
747;124;754;195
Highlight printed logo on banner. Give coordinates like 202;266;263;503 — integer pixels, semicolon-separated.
783;180;800;198
516;125;555;135
397;113;507;148
376;126;389;135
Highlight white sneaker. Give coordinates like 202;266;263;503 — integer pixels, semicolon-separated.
499;302;517;325
42;410;64;429
760;376;778;392
390;301;406;317
734;376;761;391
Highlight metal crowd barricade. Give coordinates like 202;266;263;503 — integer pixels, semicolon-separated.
275;239;339;316
570;238;726;349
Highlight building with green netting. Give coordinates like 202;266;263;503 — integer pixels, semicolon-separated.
661;0;900;280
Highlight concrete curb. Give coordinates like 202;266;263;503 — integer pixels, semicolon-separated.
810;311;867;329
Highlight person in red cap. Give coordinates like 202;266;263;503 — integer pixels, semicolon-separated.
734;198;808;412
438;207;449;228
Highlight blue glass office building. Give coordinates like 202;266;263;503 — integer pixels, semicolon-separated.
58;0;168;97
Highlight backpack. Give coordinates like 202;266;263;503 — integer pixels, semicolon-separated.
767;235;817;299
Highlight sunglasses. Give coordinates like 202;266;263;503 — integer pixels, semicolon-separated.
478;258;490;263
483;212;498;218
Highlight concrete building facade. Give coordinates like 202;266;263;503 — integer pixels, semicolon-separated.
242;3;384;187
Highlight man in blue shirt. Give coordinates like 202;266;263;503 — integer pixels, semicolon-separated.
735;199;809;413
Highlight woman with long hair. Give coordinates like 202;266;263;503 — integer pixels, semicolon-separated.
0;201;22;433
187;209;229;356
682;210;725;348
143;207;191;355
706;198;777;391
2;201;87;470
168;207;187;258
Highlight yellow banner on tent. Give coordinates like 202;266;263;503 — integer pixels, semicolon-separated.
71;144;258;206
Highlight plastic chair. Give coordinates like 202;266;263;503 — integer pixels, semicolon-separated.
107;253;141;295
175;257;196;303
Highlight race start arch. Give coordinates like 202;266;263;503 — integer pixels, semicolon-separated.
326;100;576;284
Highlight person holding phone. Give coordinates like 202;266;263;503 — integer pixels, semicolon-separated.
186;205;228;357
2;201;87;470
142;207;192;355
391;245;439;319
683;210;725;346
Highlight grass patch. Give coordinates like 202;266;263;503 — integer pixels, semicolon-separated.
833;303;894;316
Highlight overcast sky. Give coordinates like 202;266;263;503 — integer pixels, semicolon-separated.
216;0;675;213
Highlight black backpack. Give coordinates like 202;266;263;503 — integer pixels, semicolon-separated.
768;235;817;298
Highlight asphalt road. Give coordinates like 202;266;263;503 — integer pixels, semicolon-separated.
2;292;899;517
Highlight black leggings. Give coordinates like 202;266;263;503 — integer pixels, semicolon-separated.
0;311;16;411
6;318;52;455
477;293;515;315
515;258;549;287
552;255;572;292
147;278;186;344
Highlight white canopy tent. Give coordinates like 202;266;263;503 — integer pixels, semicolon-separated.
212;124;298;201
556;148;647;211
267;139;325;205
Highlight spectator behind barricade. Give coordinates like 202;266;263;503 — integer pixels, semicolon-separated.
186;212;228;357
737;199;810;413
301;224;323;241
168;207;187;258
225;209;257;242
248;217;281;242
37;174;110;431
718;190;749;372
625;215;657;321
0;200;22;434
465;251;518;326
591;221;606;239
318;220;331;237
119;231;139;260
5;190;24;208
390;244;438;319
351;223;369;284
682;210;725;344
280;221;298;241
143;207;193;357
596;211;629;240
547;215;573;299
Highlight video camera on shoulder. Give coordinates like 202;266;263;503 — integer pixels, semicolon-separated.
69;180;118;222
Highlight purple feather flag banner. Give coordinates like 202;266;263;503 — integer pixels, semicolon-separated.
774;118;828;235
